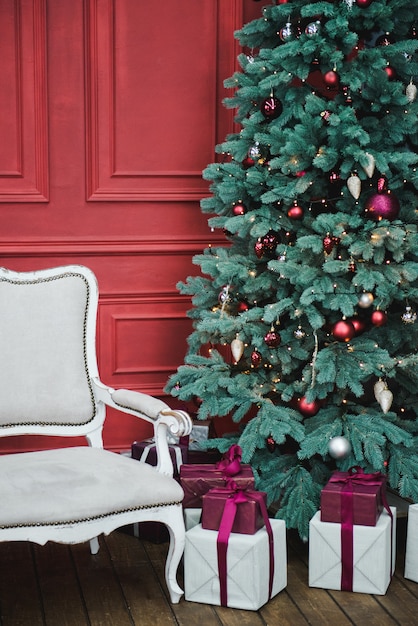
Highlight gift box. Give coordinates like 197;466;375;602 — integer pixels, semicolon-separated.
131;438;188;477
309;506;396;595
320;467;385;526
404;503;418;582
180;445;254;508
202;487;266;535
188;419;212;450
184;519;287;610
184;508;201;531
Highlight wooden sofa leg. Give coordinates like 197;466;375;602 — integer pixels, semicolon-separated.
164;508;186;603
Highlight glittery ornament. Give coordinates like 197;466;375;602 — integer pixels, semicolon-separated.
402;306;417;324
377;386;393;414
231;335;245;363
251;349;262;367
406;80;417;103
255;239;264;258
347;173;361;199
323;235;340;254
374;379;386;401
279;21;294;42
294;326;306;339
329;436;351;459
362;152;376;178
348;258;356;272
365;191;400;221
375;33;394;46
305;21;321;36
260;95;282;119
264;327;281;348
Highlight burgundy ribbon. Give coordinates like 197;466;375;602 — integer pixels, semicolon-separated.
215;480;274;607
329;466;393;591
215;444;243;477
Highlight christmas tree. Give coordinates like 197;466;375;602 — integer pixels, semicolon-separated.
166;0;418;538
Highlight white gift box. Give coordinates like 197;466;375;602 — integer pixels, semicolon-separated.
184;508;201;531
184;519;287;610
405;503;418;582
309;507;396;595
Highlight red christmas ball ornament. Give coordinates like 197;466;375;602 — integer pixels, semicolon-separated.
287;203;304;220
260;95;282;120
264;328;281;348
349;317;367;335
237;301;249;313
233;203;246;216
332;319;356;342
297;396;322;417
251;349;262;367
384;65;396;80
365;192;400;221
371;310;387;326
356;0;373;7
323;69;339;89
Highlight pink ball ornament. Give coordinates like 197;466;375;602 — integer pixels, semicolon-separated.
365;192;400;221
356;0;373;7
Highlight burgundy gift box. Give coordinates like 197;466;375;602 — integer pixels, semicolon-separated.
131;439;188;477
202;488;267;535
180;464;255;508
320;469;385;526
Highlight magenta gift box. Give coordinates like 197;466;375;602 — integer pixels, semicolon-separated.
180;464;255;508
320;471;384;526
202;489;267;534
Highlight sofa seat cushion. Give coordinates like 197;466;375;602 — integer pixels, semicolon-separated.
0;446;184;528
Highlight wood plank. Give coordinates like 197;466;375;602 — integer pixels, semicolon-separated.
70;535;134;626
105;530;177;625
0;542;44;626
144;535;266;624
33;541;89;626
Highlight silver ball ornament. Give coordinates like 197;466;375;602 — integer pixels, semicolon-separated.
358;292;374;308
328;436;351;459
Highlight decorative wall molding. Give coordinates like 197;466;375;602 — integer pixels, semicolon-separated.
85;0;241;201
0;0;48;202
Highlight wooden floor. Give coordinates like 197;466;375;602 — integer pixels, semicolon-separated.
0;516;417;626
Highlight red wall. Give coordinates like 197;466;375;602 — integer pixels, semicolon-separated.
0;0;263;453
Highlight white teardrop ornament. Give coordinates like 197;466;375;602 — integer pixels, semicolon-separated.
406;80;417;103
373;379;386;401
363;153;376;178
347;174;361;199
377;388;393;414
231;336;244;363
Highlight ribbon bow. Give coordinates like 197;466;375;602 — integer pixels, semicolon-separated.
215;480;274;606
215;444;242;477
329;466;393;591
